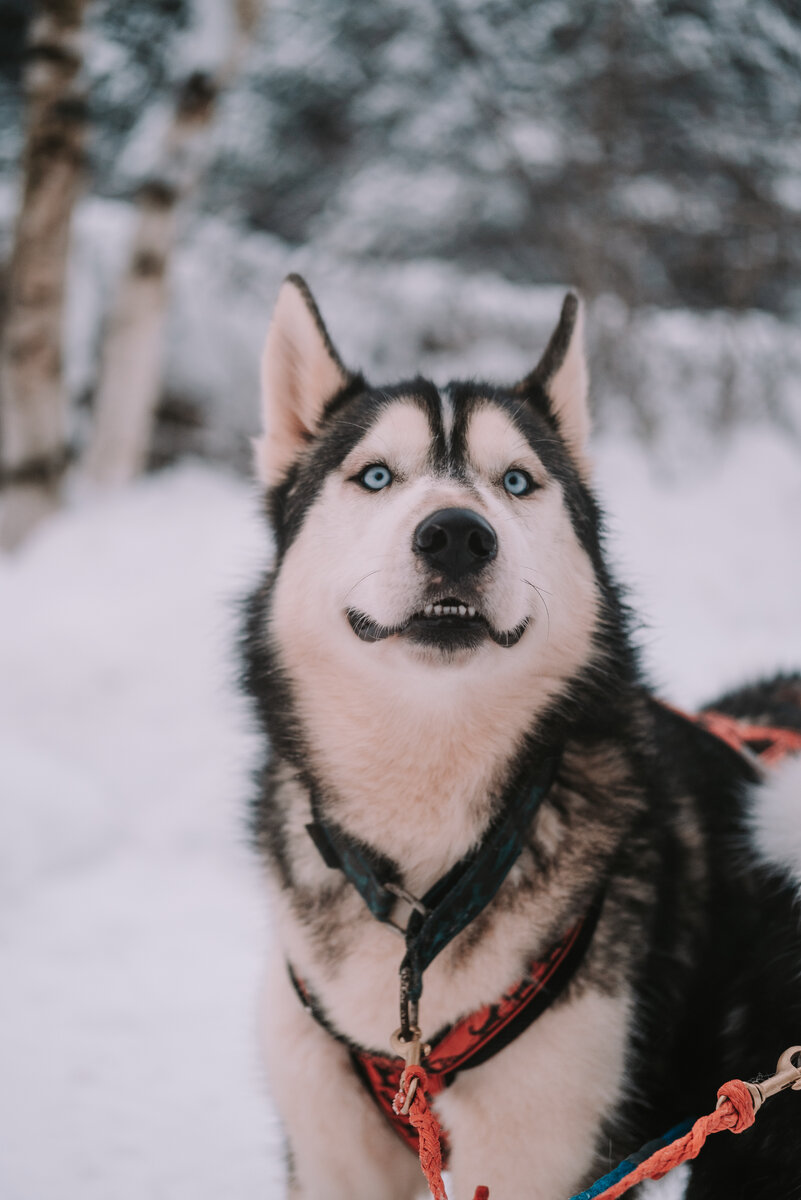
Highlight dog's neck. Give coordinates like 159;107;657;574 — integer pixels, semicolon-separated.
284;651;572;893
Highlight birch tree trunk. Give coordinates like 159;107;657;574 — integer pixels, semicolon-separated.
84;0;260;488
0;0;87;550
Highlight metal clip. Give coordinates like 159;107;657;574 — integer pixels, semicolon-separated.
385;882;428;938
385;882;428;916
746;1046;801;1114
719;1046;801;1116
390;1026;430;1115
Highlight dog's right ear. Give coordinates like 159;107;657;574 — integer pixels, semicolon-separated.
254;274;351;486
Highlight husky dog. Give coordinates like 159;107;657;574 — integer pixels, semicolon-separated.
242;275;801;1200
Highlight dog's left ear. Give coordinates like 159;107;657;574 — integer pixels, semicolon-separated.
255;274;351;486
518;293;590;471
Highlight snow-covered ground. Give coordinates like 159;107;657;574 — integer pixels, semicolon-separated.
1;424;800;1199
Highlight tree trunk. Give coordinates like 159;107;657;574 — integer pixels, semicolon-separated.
0;0;87;550
84;0;261;488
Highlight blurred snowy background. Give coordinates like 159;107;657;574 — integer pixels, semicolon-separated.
1;2;800;1198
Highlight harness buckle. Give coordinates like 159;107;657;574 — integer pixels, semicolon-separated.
390;1026;430;1115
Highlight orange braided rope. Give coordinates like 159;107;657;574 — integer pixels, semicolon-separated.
589;1079;755;1200
392;1064;489;1200
393;1065;448;1200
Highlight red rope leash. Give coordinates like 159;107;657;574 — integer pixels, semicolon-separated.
393;1066;448;1200
392;1064;489;1200
590;1079;755;1200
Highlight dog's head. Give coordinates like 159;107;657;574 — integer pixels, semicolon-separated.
256;276;618;710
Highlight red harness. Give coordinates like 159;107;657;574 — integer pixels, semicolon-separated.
351;910;595;1154
293;707;801;1159
692;708;801;764
290;899;601;1158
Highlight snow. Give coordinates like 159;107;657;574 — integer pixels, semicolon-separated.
0;466;283;1200
1;425;800;1198
594;426;801;705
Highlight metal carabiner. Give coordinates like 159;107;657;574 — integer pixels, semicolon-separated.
745;1045;801;1114
719;1045;801;1116
390;1026;430;1115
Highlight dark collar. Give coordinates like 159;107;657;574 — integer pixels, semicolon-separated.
306;749;562;1025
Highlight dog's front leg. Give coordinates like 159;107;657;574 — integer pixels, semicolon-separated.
438;988;630;1200
261;959;422;1200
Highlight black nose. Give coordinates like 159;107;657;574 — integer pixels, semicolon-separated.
413;507;498;578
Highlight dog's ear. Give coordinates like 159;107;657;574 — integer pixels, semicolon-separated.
255;274;351;485
519;293;590;470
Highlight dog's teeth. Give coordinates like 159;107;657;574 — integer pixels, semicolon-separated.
424;604;433;616
434;605;443;615
468;606;476;617
458;605;467;616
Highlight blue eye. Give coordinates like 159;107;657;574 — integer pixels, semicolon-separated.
503;469;534;496
359;464;393;491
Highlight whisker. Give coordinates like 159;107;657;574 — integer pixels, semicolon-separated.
521;568;554;596
343;568;382;602
522;578;551;642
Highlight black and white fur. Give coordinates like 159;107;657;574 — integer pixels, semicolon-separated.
242;275;801;1200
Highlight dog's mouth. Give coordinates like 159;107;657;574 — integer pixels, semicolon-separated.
346;596;529;650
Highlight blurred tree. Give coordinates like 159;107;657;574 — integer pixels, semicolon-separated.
201;0;801;313
84;0;261;487
0;0;86;550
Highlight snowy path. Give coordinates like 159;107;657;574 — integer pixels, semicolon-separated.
1;432;799;1199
